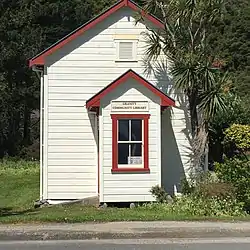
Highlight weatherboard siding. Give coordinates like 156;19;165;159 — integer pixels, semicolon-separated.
100;79;161;202
43;7;190;200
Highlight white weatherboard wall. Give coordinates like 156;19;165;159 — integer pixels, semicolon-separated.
161;98;192;195
100;79;161;203
42;6;191;200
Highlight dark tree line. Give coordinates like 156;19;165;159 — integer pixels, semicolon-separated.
0;0;249;159
0;0;114;158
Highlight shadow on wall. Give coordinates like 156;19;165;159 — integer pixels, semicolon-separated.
88;112;98;149
143;58;192;195
161;109;185;195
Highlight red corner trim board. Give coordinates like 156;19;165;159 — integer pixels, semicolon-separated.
86;70;175;108
111;114;150;173
29;0;164;67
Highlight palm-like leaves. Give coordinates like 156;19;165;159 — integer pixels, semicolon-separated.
199;73;229;120
143;0;227;121
142;0;228;167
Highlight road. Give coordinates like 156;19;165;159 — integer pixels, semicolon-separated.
0;238;250;250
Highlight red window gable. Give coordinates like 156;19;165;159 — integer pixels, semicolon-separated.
86;70;175;109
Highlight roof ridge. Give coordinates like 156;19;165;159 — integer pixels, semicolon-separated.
29;0;163;67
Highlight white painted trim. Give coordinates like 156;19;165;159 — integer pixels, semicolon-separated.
43;67;48;199
86;111;99;195
40;72;44;200
99;112;104;203
157;106;162;187
47;200;78;205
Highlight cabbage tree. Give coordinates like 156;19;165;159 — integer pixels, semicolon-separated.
140;0;230;168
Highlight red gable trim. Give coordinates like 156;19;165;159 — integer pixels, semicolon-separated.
86;70;175;108
29;0;164;67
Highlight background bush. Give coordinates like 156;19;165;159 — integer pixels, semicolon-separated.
215;158;250;211
223;124;250;158
146;194;246;217
150;176;246;217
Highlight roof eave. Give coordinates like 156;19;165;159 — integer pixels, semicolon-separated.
29;0;164;67
86;69;175;109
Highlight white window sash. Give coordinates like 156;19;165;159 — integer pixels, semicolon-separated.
117;119;144;166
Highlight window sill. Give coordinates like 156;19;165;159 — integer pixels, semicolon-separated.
111;168;150;173
115;60;138;63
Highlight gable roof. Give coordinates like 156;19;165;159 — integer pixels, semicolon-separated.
29;0;163;67
86;69;175;108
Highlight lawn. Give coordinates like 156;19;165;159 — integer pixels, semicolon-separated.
0;160;249;224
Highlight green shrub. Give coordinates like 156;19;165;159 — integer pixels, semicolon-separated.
180;177;195;194
191;172;235;199
150;185;170;203
144;195;246;217
224;124;250;154
215;158;250;211
195;182;235;199
208;95;250;162
170;195;246;217
150;178;245;217
180;172;235;199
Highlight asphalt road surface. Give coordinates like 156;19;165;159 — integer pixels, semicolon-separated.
0;238;250;250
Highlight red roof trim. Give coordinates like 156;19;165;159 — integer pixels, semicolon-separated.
29;0;164;67
86;69;175;108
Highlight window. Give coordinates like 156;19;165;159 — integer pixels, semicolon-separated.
118;119;142;165
111;114;150;172
115;40;137;61
119;42;133;60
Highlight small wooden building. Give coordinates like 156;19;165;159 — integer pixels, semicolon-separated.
30;0;192;204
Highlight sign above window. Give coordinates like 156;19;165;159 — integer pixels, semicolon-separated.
111;101;149;112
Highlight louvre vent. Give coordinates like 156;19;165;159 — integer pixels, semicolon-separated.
118;42;133;60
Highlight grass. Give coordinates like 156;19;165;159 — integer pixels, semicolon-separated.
0;160;249;224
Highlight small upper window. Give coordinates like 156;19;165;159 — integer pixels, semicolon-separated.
115;40;137;61
119;42;133;60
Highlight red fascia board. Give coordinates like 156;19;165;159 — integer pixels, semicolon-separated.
130;72;175;106
29;0;125;67
86;70;175;108
29;0;164;67
86;71;132;108
127;1;164;28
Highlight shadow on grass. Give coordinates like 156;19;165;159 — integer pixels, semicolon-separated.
0;207;38;217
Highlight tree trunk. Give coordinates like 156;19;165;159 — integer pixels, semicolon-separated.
188;90;199;137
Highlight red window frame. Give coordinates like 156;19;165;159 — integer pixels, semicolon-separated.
111;114;150;173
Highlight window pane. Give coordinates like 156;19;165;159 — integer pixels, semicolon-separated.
131;119;142;141
129;143;142;165
118;143;129;164
118;120;129;141
130;143;142;156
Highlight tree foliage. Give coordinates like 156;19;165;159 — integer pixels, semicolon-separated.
208;0;250;104
0;0;114;158
141;0;231;169
0;0;249;159
215;158;250;211
209;94;250;162
224;124;250;153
